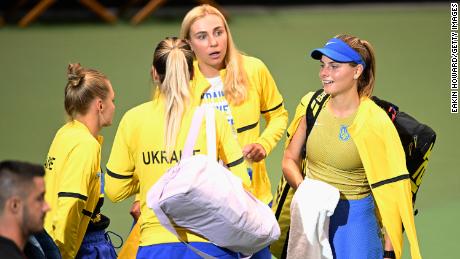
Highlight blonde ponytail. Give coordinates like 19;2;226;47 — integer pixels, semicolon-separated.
153;37;194;153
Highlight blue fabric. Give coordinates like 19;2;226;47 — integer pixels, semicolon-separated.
100;170;105;194
310;38;366;68
137;242;240;259
247;168;253;181
76;230;117;259
329;195;383;259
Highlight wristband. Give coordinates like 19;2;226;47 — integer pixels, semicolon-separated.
383;250;396;258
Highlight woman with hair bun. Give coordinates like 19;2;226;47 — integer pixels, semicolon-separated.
44;63;117;259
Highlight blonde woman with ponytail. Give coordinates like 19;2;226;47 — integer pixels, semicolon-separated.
105;37;250;259
180;6;288;257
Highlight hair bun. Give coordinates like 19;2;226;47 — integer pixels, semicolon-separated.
67;63;84;88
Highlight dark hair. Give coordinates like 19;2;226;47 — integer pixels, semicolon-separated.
65;63;110;119
0;160;45;213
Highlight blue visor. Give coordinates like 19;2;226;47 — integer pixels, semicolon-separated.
310;38;366;68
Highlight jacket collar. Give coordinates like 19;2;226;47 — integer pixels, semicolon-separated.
70;120;104;144
192;60;227;96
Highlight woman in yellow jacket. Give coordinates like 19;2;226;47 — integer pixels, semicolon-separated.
282;34;421;259
179;6;288;258
105;37;250;259
126;6;288;258
44;63;117;259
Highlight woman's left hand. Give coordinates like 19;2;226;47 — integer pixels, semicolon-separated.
130;200;141;221
243;143;266;162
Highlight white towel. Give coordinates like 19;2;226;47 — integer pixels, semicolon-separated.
287;178;340;259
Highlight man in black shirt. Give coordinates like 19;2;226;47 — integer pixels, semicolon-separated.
0;160;50;258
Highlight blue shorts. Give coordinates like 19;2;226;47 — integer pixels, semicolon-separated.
329;195;383;259
137;242;240;259
76;230;117;259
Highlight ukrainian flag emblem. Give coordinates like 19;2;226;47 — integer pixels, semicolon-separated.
339;125;350;141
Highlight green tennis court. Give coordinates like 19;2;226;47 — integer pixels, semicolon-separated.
0;3;457;258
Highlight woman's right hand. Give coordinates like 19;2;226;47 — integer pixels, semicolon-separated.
130;200;141;221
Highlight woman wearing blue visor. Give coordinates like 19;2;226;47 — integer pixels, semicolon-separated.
282;34;421;259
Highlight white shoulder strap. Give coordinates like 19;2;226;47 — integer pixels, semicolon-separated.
182;106;217;160
205;107;217;160
182;107;205;159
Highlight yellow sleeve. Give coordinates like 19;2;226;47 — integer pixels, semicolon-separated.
351;103;421;259
106;113;140;202
53;142;97;258
215;110;251;188
380;117;421;259
54;199;87;258
255;60;288;155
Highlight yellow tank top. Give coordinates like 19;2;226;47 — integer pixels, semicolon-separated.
306;105;371;200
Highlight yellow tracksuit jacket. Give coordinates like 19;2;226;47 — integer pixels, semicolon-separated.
44;120;103;259
191;55;288;204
